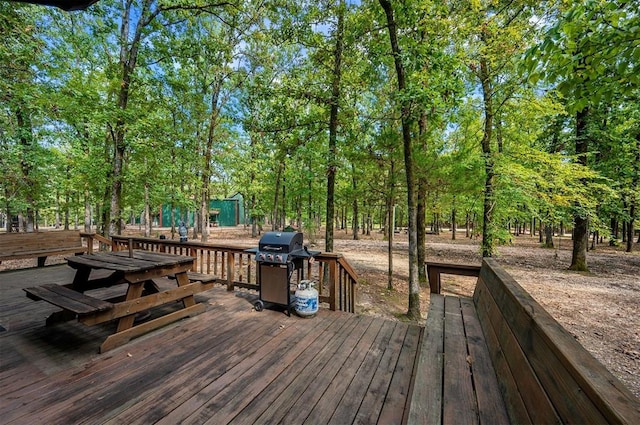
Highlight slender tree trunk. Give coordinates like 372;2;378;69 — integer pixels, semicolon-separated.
465;212;470;238
4;194;11;232
351;163;359;240
387;199;394;291
201;79;222;242
451;207;457;240
55;191;61;228
249;135;258;238
15;106;35;232
380;0;420;320
273;160;284;231
544;222;554;248
417;112;427;287
325;0;344;253
570;107;590;271
64;188;70;230
84;186;91;233
170;201;176;239
530;217;534;237
281;179;287;229
144;181;151;237
110;2;144;236
479;55;495;258
386;158;396;290
251;192;258;237
626;134;639;252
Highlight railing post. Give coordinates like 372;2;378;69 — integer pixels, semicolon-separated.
86;234;94;254
226;252;235;291
351;278;357;313
190;247;198;271
328;258;338;311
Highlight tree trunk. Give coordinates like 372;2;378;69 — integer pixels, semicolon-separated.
465;212;470;238
55;191;61;228
544;222;554;248
387;200;394;291
451;207;457;240
479;54;495;258
417;111;428;287
4;193;11;232
15;106;36;232
64;188;70;230
250;135;259;238
380;0;420;320
201;79;222;242
351;163;359;240
627;134;639;252
170;201;176;239
273;160;284;231
570;107;590;271
325;1;344;253
386;159;396;290
144;182;151;237
110;2;141;236
84;186;91;233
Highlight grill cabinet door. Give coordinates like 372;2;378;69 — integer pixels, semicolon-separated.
259;263;290;305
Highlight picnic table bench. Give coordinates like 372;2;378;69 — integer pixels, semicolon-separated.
0;230;87;267
409;258;640;424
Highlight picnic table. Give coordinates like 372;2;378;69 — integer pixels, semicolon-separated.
25;250;214;352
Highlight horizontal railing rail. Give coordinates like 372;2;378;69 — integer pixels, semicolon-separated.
80;232;112;253
82;234;358;313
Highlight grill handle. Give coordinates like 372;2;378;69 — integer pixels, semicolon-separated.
262;245;284;251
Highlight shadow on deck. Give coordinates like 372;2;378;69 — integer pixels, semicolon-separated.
0;265;421;425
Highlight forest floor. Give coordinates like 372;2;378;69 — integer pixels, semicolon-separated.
2;225;638;398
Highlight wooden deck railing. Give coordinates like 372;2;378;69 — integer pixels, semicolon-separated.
81;234;358;313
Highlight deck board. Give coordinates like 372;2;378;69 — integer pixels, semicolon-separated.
0;265;423;425
241;312;364;424
442;296;477;424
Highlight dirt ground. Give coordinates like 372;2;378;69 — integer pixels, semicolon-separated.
2;225;638;398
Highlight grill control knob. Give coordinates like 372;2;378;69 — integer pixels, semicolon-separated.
276;255;283;263
258;253;265;261
267;254;274;261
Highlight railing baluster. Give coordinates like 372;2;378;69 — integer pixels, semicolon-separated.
108;235;357;313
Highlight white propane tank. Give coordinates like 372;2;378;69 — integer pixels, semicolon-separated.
295;280;318;317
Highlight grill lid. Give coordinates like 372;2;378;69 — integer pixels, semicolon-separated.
258;232;303;253
244;231;320;265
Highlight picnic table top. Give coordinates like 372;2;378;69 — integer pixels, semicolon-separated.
65;250;194;272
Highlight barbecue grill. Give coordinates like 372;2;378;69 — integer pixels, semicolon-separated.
246;231;319;315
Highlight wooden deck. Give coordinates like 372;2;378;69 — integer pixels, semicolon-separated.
0;265;421;425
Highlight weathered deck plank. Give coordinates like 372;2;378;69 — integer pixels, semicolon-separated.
0;265;423;425
353;323;413;424
225;313;357;424
442;296;476;424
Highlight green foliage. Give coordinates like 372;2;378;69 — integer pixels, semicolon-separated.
0;0;635;267
528;0;640;113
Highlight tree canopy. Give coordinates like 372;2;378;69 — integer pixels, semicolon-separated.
1;0;638;316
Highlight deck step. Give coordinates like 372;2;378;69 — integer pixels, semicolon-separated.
24;284;113;315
